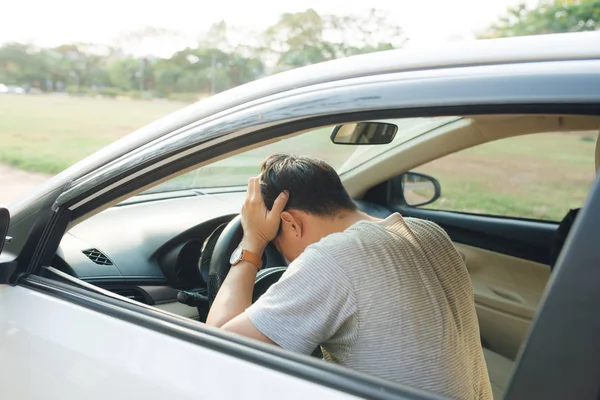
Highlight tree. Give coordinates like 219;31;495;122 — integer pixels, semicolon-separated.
482;0;600;38
0;43;76;91
0;43;42;85
0;8;401;97
106;58;143;91
262;8;405;70
51;43;110;89
196;22;266;92
112;27;177;91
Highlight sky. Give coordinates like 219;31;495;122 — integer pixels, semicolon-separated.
0;0;534;56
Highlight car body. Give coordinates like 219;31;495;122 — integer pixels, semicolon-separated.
0;84;26;94
1;31;600;399
6;85;26;94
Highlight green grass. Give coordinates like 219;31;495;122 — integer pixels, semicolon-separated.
415;133;597;221
0;95;597;222
0;95;187;174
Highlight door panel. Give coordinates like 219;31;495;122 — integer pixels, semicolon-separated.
395;206;553;360
0;284;359;400
455;243;550;360
398;207;557;265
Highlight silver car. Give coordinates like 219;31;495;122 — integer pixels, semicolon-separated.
1;31;600;399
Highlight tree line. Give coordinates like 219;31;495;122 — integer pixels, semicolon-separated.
1;1;597;102
0;9;401;101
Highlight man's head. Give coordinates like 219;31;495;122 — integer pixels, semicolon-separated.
260;154;357;261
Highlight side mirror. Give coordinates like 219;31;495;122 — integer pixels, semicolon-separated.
401;172;441;207
0;207;9;254
330;122;398;145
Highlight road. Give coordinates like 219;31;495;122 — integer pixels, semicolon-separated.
0;164;51;206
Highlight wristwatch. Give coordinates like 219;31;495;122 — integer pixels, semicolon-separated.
229;246;262;270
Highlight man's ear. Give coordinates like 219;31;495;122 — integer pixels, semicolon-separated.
281;211;301;237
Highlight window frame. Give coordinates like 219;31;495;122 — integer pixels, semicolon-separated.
398;131;598;223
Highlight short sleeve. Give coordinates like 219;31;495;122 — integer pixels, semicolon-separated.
246;246;357;355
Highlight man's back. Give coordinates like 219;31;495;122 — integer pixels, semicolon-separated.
330;213;491;398
248;213;492;399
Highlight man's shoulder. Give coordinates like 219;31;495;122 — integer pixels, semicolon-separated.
300;215;451;262
304;230;358;257
316;221;382;246
404;216;451;238
298;227;368;265
303;220;392;262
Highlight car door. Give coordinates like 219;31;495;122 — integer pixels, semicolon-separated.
4;62;484;400
0;210;369;400
390;131;598;363
0;283;369;400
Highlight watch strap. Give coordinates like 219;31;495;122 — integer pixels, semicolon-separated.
240;249;262;270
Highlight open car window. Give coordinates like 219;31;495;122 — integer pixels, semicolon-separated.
141;116;460;194
411;131;598;222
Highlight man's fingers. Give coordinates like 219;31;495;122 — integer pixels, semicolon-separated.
247;176;258;201
270;191;289;216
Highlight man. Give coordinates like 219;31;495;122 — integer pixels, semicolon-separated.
207;154;492;399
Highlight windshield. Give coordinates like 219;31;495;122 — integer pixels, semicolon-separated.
143;116;460;193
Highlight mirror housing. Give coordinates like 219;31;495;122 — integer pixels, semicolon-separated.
0;207;9;254
330;122;398;145
0;207;18;285
401;172;441;207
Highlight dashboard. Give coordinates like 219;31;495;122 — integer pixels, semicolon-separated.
52;189;392;308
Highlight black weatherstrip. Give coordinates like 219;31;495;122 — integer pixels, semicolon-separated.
20;275;450;400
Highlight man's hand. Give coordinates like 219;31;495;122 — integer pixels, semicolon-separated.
206;176;287;329
240;175;288;254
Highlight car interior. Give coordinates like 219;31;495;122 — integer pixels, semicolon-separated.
44;113;600;399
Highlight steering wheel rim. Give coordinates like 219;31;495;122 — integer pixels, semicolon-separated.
207;215;244;306
207;215;288;306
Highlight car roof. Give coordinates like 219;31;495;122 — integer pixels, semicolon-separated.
11;31;600;215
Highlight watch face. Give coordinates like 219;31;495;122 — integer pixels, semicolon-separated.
229;246;243;265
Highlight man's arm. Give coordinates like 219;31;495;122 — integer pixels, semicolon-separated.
222;313;276;344
205;176;287;344
206;254;275;342
210;242;357;354
205;255;276;344
204;259;258;328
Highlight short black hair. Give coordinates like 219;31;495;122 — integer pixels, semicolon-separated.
260;154;357;216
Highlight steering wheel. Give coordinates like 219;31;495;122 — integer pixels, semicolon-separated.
206;215;286;305
205;215;323;358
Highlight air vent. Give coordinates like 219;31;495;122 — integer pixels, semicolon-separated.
82;248;113;266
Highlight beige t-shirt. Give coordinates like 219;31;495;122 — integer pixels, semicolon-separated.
247;213;492;399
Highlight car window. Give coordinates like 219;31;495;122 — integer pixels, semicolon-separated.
412;132;598;222
143;116;459;193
